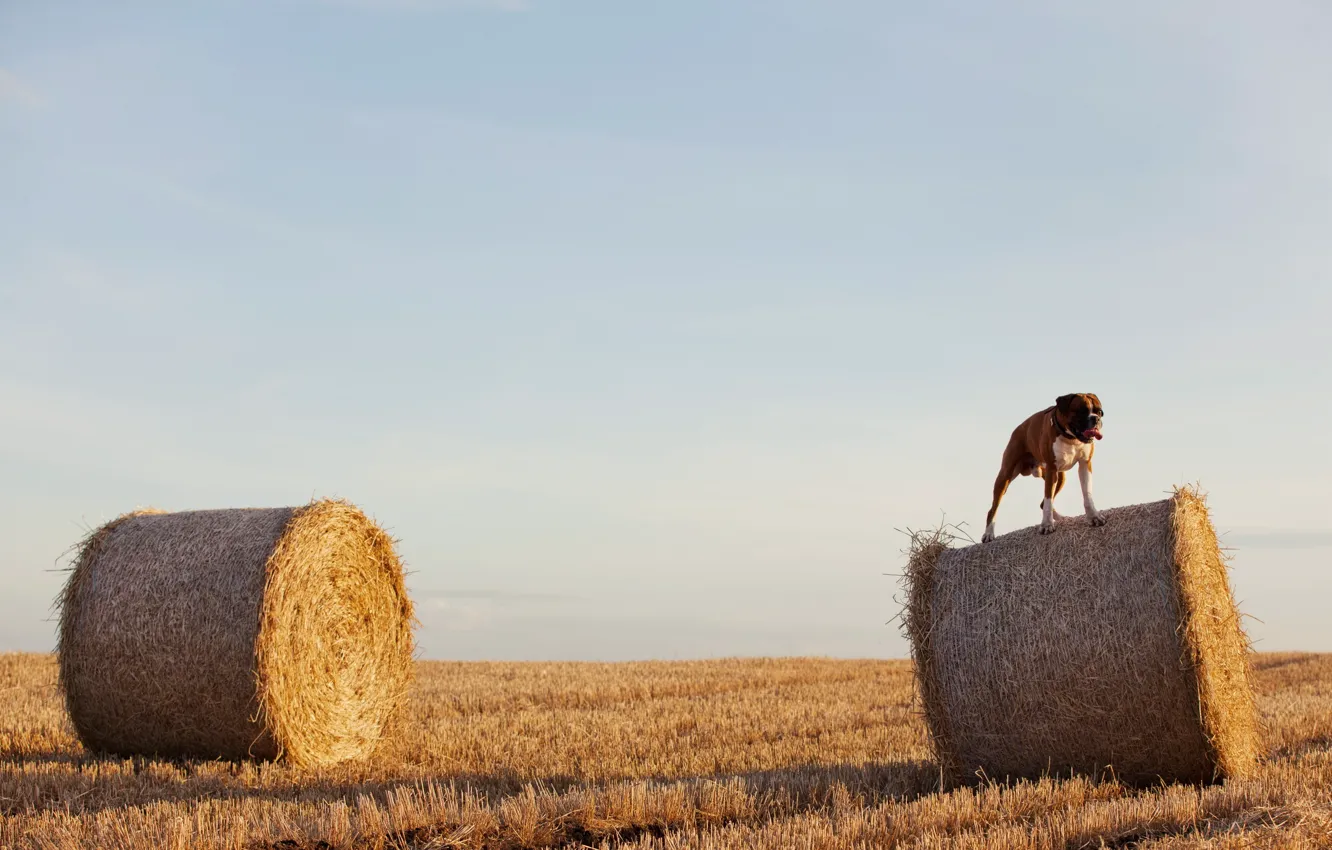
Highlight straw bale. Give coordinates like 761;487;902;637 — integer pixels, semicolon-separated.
902;486;1259;785
57;500;415;766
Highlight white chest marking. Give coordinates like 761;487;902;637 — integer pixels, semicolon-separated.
1051;435;1092;472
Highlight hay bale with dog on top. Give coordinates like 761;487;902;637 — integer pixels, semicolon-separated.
902;485;1259;785
57;499;415;767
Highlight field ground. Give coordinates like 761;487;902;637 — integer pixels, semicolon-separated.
2;652;1330;849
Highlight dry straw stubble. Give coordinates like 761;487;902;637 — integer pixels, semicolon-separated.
902;485;1259;785
57;499;415;767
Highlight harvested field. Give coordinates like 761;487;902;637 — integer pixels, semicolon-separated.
2;652;1330;849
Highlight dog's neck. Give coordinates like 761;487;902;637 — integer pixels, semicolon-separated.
1051;411;1087;443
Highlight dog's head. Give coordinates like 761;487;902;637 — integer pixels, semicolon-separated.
1055;393;1104;442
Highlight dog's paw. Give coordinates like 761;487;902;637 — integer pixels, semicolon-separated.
981;531;995;543
1039;522;1056;535
1088;511;1107;527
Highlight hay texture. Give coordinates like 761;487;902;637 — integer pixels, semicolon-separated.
57;500;415;766
903;486;1259;785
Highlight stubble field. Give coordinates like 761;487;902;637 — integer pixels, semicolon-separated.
2;652;1330;849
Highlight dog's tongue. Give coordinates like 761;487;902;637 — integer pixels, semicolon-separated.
1083;428;1103;441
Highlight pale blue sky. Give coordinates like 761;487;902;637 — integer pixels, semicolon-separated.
2;1;1329;659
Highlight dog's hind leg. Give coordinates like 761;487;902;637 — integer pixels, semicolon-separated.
983;468;1015;543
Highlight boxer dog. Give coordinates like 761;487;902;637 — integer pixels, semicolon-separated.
981;393;1106;543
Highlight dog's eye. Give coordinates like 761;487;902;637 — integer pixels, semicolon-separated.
1093;408;1103;415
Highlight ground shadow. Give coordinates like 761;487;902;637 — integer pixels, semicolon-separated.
2;750;940;822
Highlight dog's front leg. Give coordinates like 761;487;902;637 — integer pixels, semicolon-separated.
1039;466;1058;534
1078;459;1106;527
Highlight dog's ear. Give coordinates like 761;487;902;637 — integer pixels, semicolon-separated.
1055;394;1077;415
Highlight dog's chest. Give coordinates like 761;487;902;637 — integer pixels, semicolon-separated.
1051;436;1091;471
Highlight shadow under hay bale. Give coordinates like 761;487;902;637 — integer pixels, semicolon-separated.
901;486;1259;786
57;500;415;767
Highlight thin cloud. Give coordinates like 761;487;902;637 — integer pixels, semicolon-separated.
0;69;43;108
315;0;529;11
1221;531;1332;550
416;589;581;633
418;589;577;602
105;170;327;247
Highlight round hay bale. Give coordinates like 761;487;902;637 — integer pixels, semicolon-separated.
902;486;1259;785
57;500;415;766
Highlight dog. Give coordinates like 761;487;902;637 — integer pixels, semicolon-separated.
981;393;1106;543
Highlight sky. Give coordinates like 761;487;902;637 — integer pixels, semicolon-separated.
2;0;1329;660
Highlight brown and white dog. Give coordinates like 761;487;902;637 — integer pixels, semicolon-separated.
981;393;1106;543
